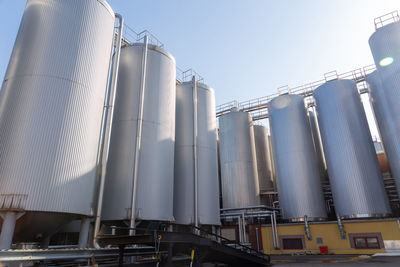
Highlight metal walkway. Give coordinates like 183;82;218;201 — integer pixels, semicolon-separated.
97;231;271;267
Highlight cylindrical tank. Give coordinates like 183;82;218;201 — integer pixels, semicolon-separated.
102;43;176;222
367;70;400;194
369;21;400;72
314;79;391;218
253;125;275;193
174;81;220;226
0;0;115;242
219;109;260;208
269;94;327;221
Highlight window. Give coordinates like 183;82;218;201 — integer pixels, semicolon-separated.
349;233;383;249
282;238;303;249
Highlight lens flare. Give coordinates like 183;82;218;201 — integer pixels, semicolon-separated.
379;57;394;67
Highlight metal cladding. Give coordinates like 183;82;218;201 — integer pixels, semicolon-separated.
367;70;400;195
102;43;176;222
369;21;400;72
253;125;275;193
219;110;260;208
0;0;115;240
314;79;391;218
174;82;220;225
269;94;327;221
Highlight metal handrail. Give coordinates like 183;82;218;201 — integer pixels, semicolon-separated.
374;11;399;29
216;63;377;119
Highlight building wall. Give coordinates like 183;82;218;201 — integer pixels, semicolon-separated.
261;219;400;255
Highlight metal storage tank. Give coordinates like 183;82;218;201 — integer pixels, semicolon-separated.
367;70;400;194
269;94;327;221
102;43;176;223
219;109;260;208
369;21;400;72
174;81;220;226
314;79;391;218
253;125;275;193
0;0;115;244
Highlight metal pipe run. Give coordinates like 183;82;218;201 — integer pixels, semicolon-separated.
192;76;199;234
304;215;312;240
78;217;91;248
0;212;17;249
337;216;347;240
220;205;279;212
129;35;149;236
93;13;124;246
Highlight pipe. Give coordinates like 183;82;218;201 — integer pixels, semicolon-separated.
93;13;124;246
129;35;149;236
270;214;276;249
237;215;243;243
255;227;260;251
78;217;91;248
304;215;312;240
0;212;17;249
220;205;279;212
337;216;346;240
241;212;246;243
192;76;199;234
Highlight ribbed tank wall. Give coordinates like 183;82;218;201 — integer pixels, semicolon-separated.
314;79;391;218
174;82;220;225
0;0;115;240
219;110;260;208
253;125;274;193
269;94;327;221
367;70;400;195
102;44;176;222
369;21;400;73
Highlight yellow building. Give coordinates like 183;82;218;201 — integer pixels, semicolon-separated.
261;218;400;255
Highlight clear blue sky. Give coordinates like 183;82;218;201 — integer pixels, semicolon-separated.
0;0;399;107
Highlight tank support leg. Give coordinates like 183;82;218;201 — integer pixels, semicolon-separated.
0;212;18;249
78;217;91;248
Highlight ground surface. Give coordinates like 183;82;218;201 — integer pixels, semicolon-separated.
271;255;400;266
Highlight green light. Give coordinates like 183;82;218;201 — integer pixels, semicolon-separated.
379;57;394;67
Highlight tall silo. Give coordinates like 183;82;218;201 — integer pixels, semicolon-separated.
368;20;400;195
269;94;327;221
219;109;260;208
367;71;400;195
0;0;116;247
174;80;220;226
314;79;391;218
102;43;176;224
253;125;275;193
369;21;400;73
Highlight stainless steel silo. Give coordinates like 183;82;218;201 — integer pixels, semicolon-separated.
102;43;176;223
369;21;400;72
314;79;391;218
174;81;220;226
0;0;116;246
367;70;400;195
253;125;275;193
269;94;327;221
219;109;260;208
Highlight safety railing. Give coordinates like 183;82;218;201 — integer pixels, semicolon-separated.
374;11;400;29
216;64;377;119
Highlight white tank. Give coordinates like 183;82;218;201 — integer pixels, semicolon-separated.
269;94;327;221
174;81;220;226
253;125;275;193
219;110;260;208
0;0;115;242
102;43;176;222
314;79;391;218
